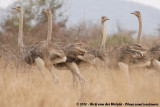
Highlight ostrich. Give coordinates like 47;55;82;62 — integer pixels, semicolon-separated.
12;6;66;82
65;16;108;65
62;42;105;86
57;17;108;86
132;11;160;68
73;16;110;64
42;8;67;65
119;11;151;68
106;11;153;79
116;11;160;71
131;11;160;70
43;8;87;86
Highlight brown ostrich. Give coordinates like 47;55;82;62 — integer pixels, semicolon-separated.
57;16;109;86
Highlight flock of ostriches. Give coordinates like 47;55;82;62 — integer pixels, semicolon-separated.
0;6;160;86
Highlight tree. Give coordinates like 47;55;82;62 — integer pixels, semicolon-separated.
2;0;66;32
0;0;67;46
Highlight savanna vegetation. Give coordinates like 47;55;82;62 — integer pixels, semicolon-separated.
0;0;160;107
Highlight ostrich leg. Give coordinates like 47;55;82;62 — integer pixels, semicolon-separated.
66;62;84;85
153;59;160;71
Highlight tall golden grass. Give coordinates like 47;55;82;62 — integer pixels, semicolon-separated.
0;58;159;107
0;17;160;107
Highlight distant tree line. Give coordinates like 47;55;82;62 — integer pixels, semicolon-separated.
2;0;67;32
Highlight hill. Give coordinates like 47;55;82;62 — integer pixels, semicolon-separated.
65;0;160;34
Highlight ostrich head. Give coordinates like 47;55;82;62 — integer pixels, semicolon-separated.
43;8;52;15
12;6;22;12
131;11;141;17
101;16;110;24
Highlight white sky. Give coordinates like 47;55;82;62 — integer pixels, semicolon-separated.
0;0;160;10
0;0;16;8
125;0;160;10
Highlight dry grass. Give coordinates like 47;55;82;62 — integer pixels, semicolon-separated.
0;2;160;107
0;59;159;107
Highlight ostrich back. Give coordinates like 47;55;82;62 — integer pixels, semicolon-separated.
107;43;151;68
64;43;105;64
149;44;160;61
23;41;65;65
22;41;46;64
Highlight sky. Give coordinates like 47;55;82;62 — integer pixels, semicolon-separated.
0;0;160;10
0;0;160;34
125;0;160;10
0;0;16;8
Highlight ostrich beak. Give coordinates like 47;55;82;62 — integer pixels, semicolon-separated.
105;18;110;21
131;12;134;14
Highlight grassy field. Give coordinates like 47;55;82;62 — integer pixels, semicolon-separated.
0;59;159;107
0;1;160;107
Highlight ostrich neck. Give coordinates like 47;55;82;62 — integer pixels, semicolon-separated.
47;13;52;44
137;16;142;45
18;10;24;47
101;23;107;51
